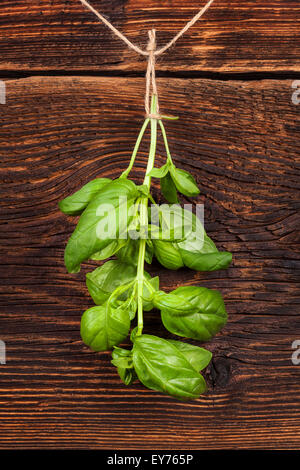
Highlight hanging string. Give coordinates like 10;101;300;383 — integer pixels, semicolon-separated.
78;0;148;56
145;29;158;116
78;0;215;116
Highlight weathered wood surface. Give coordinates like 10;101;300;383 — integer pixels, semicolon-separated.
0;0;299;73
0;76;299;449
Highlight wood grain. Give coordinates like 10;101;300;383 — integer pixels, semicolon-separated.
0;76;299;449
0;1;299;73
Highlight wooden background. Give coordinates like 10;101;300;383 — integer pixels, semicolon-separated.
0;0;299;450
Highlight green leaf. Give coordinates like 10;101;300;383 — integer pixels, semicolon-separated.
153;240;184;270
59;178;112;215
119;296;138;321
116;238;153;266
152;209;232;272
130;326;138;343
86;259;158;314
142;275;160;312
115;239;139;266
151;205;195;269
64;178;139;273
168;340;212;371
90;239;127;261
160;286;227;341
153;290;197;315
147;163;169;178
86;260;137;306
153;204;194;241
180;245;233;271
145;240;154;264
138;184;150;197
160;172;178;203
117;364;137;386
178;216;232;271
148;224;186;242
170;167;200;197
132;334;207;400
111;347;137;386
80;303;130;351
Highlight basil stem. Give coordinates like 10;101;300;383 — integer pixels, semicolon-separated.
158;118;174;165
136;94;158;336
121;118;150;179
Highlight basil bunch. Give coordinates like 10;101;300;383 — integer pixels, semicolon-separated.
59;95;232;400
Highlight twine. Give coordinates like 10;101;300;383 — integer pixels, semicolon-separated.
78;0;215;117
145;29;158;116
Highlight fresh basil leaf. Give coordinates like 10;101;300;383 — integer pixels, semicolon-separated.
153;240;184;270
86;260;137;306
145;240;154;264
167;340;212;371
110;295;137;322
153;204;194;241
64;178;138;273
111;347;137;385
142;275;160;312
116;239;153;266
160;172;178;204
178;216;232;271
180;245;233;271
147;275;159;295
153;208;232;272
86;259;157;314
170;167;200;197
118;368;137;385
151;205;196;269
115;239;139;265
90;239;127;261
160;286;227;341
80;303;130;351
148;224;186;242
153;290;197;315
138;184;150;197
132;334;207;400
112;346;132;362
59;178;112;215
130;326;138;343
126;297;138;320
147;163;169;178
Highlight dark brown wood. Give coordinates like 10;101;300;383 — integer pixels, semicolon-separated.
0;76;299;449
0;1;299;73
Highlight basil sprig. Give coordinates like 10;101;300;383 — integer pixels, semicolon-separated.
149;160;200;201
111;347;137;385
86;259;159;313
59;94;232;400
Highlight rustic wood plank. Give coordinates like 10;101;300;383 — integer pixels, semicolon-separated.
0;1;299;73
0;76;299;449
